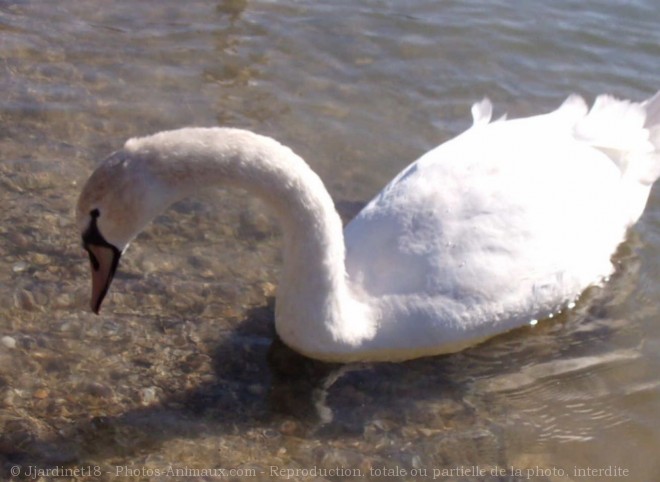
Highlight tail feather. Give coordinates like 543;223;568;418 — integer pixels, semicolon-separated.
470;98;493;126
575;91;660;185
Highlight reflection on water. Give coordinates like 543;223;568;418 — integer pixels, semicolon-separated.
1;0;659;480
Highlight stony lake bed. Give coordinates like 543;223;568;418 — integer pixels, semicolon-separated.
1;1;659;481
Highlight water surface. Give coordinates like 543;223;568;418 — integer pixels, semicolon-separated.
1;1;659;480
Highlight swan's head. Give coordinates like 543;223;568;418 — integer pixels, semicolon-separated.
76;150;157;314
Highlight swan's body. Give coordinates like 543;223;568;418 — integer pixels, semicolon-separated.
77;93;660;362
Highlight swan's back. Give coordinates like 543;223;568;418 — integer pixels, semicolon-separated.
344;93;660;352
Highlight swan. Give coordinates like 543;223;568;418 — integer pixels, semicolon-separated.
76;92;660;362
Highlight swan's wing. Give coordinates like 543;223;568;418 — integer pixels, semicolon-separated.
344;112;628;331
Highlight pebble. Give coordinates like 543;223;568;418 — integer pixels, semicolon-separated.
140;387;158;405
12;261;28;273
86;382;114;399
15;289;38;311
29;253;49;265
33;389;50;399
261;281;276;297
279;420;299;436
1;336;17;349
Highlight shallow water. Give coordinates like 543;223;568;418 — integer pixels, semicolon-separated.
1;0;659;481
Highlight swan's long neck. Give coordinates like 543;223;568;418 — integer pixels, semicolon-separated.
123;127;375;358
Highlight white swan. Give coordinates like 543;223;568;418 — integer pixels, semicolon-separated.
76;92;660;362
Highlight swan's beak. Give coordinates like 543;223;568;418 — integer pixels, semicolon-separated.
86;243;121;314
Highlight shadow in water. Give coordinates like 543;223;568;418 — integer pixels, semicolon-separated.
0;300;414;476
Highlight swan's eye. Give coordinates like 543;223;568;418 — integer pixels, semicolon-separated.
82;209;108;247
